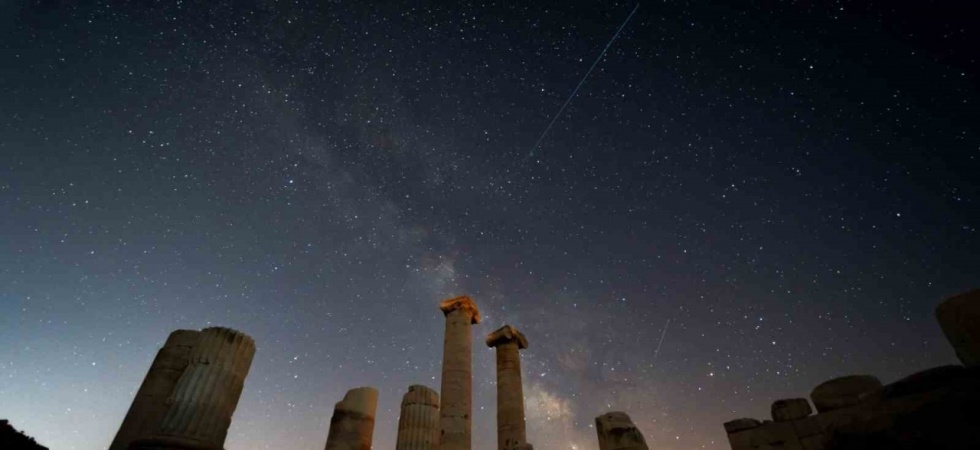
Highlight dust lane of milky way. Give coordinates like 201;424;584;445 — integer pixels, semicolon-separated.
0;2;976;450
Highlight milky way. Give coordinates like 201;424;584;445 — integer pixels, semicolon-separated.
0;2;976;450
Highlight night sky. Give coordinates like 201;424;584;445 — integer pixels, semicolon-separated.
1;1;977;450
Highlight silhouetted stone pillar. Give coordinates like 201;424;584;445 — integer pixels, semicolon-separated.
129;327;256;450
396;385;440;450
937;289;980;367
595;412;649;450
324;387;379;450
439;295;481;450
486;325;529;450
110;330;201;450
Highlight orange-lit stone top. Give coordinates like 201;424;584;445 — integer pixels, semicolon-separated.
439;295;481;324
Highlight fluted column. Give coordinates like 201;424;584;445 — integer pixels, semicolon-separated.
110;330;201;450
486;325;529;450
594;412;649;450
439;295;480;450
130;327;256;450
396;385;440;450
324;387;379;450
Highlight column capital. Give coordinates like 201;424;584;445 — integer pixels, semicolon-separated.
485;324;528;349
440;295;481;324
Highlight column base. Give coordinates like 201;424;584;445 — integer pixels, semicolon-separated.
128;435;223;450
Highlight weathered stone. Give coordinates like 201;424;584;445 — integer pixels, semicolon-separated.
936;289;980;367
396;385;440;450
594;412;648;450
486;325;529;450
324;387;379;450
771;398;812;422
439;295;480;450
723;418;761;434
110;330;201;450
810;375;882;413
129;327;256;450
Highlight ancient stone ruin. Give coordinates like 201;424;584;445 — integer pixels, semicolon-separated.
109;295;657;450
112;327;255;450
723;288;980;450
438;295;481;450
486;325;531;450
395;385;440;450
324;387;379;450
594;412;649;450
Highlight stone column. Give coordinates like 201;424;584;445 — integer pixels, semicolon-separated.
594;412;649;450
396;385;440;450
485;325;529;450
936;289;980;366
129;327;256;450
110;330;201;450
324;387;379;450
439;295;481;450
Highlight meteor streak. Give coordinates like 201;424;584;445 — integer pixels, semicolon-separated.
527;3;640;159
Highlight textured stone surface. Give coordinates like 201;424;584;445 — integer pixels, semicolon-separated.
771;398;813;422
439;295;480;450
324;387;379;450
396;385;440;450
936;289;980;366
810;375;882;413
723;418;761;434
486;325;529;450
130;327;255;450
594;412;648;450
111;330;201;450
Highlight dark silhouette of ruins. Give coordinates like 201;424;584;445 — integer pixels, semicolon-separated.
107;290;978;450
723;289;980;450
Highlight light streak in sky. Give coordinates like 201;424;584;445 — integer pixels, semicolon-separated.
527;3;640;160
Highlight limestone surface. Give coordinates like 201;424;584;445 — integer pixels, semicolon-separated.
594;412;649;450
486;325;529;450
110;330;201;450
324;387;379;450
439;295;480;450
396;385;440;450
129;327;256;450
810;375;882;413
936;289;980;366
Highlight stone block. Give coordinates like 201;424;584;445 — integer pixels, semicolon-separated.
810;375;882;413
936;289;980;367
771;398;812;422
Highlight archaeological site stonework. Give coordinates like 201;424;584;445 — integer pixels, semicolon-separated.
486;325;531;450
110;330;202;450
595;412;650;450
129;327;256;450
438;295;481;450
723;288;980;450
396;385;440;450
324;387;379;450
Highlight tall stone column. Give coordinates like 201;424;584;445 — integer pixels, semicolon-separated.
594;412;649;450
129;327;256;450
486;325;529;450
396;385;440;450
110;330;201;450
439;295;481;450
324;387;379;450
936;289;980;366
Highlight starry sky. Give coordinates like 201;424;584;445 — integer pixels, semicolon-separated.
1;1;977;450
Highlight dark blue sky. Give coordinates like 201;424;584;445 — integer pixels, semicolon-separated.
1;1;976;449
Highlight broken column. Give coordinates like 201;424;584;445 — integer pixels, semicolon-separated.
486;325;529;450
324;387;379;450
439;295;481;450
936;288;980;367
129;327;256;450
110;330;201;450
595;412;649;450
396;385;440;450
